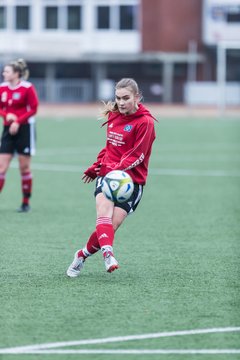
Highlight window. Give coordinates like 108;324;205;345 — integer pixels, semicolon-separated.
16;6;30;30
227;12;240;23
97;6;110;29
119;5;137;30
56;63;91;78
67;6;82;30
45;6;58;29
0;6;6;29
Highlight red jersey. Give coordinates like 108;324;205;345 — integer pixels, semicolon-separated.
85;104;156;185
0;80;39;126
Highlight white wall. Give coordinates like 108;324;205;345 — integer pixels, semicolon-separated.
184;82;240;105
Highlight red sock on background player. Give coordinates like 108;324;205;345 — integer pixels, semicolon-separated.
0;173;5;192
21;172;32;205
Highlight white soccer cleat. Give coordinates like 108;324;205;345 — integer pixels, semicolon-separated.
67;251;85;278
104;252;119;273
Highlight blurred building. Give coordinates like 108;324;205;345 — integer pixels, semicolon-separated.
0;0;239;103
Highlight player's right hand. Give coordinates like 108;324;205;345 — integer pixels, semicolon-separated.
6;113;17;122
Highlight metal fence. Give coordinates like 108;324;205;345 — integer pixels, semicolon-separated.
31;79;93;103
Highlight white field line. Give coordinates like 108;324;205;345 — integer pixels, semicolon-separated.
0;327;239;354
10;162;240;177
1;349;239;355
36;143;240;154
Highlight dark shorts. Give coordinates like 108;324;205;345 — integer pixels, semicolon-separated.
94;176;144;215
0;122;36;156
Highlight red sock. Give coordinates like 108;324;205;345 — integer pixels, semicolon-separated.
96;216;114;249
21;172;32;205
77;231;100;259
0;173;5;192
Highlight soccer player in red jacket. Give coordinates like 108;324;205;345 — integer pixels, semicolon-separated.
67;78;156;276
0;59;39;212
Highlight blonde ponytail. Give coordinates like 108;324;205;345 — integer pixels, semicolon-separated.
100;101;118;117
9;58;29;80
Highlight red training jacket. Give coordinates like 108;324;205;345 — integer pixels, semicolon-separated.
85;103;156;185
0;80;39;125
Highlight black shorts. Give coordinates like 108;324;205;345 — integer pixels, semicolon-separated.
0;122;36;156
94;176;144;215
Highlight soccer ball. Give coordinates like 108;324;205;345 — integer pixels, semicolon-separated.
101;170;134;203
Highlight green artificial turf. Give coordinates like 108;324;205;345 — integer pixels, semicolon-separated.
0;114;239;360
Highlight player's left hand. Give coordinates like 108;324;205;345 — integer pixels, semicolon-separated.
9;122;20;135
